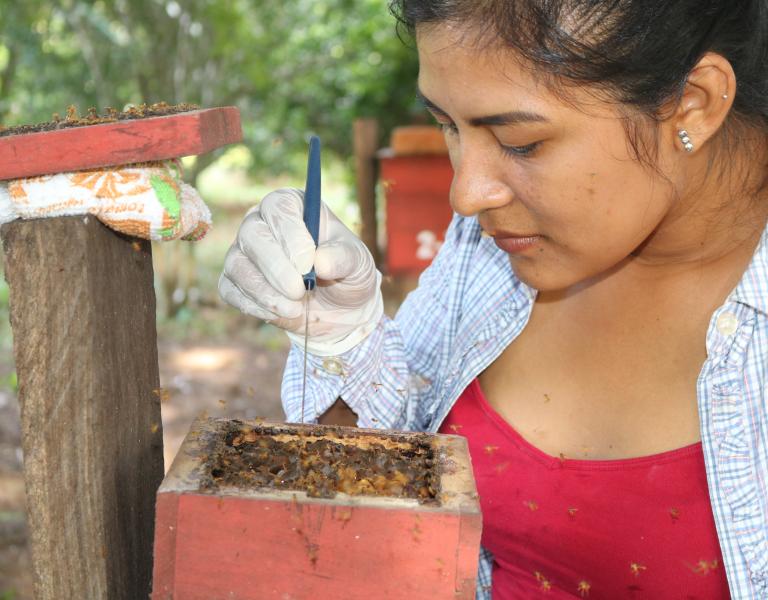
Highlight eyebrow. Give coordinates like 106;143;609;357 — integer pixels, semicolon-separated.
416;90;549;127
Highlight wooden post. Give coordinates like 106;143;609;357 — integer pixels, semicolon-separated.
353;118;381;267
2;215;164;600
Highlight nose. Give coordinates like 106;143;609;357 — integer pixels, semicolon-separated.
449;141;514;217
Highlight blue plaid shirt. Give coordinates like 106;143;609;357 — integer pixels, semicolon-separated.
283;213;768;599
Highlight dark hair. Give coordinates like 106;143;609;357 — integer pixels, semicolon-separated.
389;1;768;169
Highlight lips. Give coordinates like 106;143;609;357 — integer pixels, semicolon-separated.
491;231;541;254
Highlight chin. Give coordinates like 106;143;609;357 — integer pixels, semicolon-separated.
508;259;581;294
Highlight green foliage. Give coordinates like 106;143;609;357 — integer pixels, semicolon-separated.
6;370;17;391
0;0;427;329
0;0;425;178
249;0;424;166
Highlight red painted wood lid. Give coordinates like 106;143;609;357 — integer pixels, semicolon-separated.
0;106;242;181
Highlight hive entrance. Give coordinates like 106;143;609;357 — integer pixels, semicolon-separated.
201;422;441;504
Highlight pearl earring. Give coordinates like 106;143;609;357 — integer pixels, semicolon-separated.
722;94;729;100
678;130;694;153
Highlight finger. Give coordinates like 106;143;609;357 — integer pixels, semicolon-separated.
259;188;316;276
218;274;278;321
314;240;375;285
223;246;304;320
237;214;307;300
221;272;308;334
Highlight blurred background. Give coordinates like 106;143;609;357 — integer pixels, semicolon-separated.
0;1;449;597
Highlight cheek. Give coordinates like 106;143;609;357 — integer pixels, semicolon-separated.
539;169;670;254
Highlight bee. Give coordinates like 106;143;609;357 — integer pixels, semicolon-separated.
335;508;353;524
306;542;319;566
534;571;552;592
689;559;719;575
152;387;171;403
411;522;422;542
434;557;446;575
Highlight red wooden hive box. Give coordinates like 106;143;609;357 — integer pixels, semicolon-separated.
152;418;482;600
379;152;454;277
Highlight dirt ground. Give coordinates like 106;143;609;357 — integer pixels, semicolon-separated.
0;332;290;599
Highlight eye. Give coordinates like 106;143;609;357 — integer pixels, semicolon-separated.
438;121;459;136
500;141;540;157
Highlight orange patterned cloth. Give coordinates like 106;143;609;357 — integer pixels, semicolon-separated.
0;160;211;241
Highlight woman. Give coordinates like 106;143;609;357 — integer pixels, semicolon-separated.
219;1;768;597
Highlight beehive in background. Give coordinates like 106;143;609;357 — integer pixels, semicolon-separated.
379;125;454;277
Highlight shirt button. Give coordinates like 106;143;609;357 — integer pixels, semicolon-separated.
716;312;739;336
321;358;344;375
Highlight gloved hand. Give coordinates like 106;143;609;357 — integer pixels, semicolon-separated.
219;188;383;356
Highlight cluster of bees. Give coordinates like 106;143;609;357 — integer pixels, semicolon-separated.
0;102;199;137
204;424;441;503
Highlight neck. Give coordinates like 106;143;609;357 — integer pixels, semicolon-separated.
631;133;768;271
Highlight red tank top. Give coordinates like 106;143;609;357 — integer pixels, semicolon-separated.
438;379;730;599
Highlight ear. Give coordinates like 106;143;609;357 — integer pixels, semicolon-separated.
667;52;735;153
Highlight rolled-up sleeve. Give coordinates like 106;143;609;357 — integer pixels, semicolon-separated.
281;214;472;431
282;313;411;429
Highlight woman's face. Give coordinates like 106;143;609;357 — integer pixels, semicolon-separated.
417;25;684;292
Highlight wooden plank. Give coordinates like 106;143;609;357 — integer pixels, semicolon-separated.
166;496;480;599
0;106;242;181
353;118;381;267
2;215;165;600
152;493;180;600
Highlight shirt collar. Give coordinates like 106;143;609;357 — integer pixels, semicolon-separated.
729;220;768;317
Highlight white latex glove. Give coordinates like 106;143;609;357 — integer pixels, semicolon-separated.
219;188;383;356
